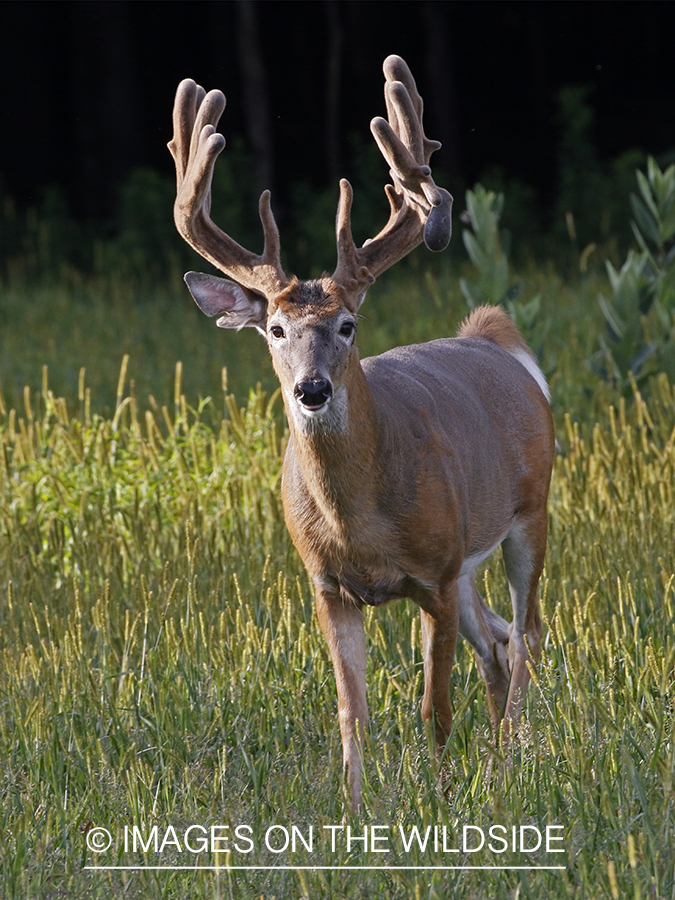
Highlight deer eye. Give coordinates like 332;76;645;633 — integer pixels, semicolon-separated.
339;321;355;338
270;325;286;339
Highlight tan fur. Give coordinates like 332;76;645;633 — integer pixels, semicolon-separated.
458;304;533;356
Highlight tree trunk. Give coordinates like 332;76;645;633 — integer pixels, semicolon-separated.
420;2;462;186
325;0;344;185
236;0;274;196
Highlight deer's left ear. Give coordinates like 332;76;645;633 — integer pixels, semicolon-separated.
184;272;267;332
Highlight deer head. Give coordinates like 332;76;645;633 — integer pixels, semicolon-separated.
168;56;452;433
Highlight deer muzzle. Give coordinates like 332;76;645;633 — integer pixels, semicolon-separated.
294;379;333;411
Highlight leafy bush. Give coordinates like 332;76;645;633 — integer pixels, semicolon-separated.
460;184;548;356
460;184;511;308
593;157;675;386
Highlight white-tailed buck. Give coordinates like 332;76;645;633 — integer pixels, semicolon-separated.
169;56;554;810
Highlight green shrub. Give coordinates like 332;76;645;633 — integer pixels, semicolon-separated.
459;184;549;357
460;184;511;308
593;157;675;386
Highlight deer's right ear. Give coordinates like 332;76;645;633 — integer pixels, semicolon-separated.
184;272;267;333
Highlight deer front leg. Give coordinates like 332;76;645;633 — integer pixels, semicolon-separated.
314;586;368;812
418;583;460;753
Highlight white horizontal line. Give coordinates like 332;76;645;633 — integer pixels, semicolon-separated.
85;865;566;871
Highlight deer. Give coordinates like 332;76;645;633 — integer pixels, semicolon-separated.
168;55;554;811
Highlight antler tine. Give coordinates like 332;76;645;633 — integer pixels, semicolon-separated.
168;78;288;298
382;58;424;165
168;79;204;183
383;55;422;119
332;55;452;290
334;180;377;293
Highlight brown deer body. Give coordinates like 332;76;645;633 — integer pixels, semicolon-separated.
169;57;554;810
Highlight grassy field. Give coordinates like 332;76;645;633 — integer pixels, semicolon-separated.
0;263;674;899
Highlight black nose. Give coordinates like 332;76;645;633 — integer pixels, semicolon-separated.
294;379;333;409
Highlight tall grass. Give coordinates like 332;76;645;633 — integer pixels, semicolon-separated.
0;267;673;898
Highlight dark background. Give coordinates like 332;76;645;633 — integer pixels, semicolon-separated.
1;0;674;225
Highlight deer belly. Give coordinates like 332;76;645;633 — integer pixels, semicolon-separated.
337;568;420;607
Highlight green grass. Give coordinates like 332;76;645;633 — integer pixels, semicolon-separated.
0;265;673;898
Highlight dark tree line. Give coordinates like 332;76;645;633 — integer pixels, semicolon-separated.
1;0;674;222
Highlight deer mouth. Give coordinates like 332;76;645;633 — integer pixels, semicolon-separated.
294;380;333;412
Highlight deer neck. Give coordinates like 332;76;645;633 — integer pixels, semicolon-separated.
285;353;383;527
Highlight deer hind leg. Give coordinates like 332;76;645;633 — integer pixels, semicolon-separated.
419;583;460;753
457;571;510;732
314;587;368;812
500;512;547;736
